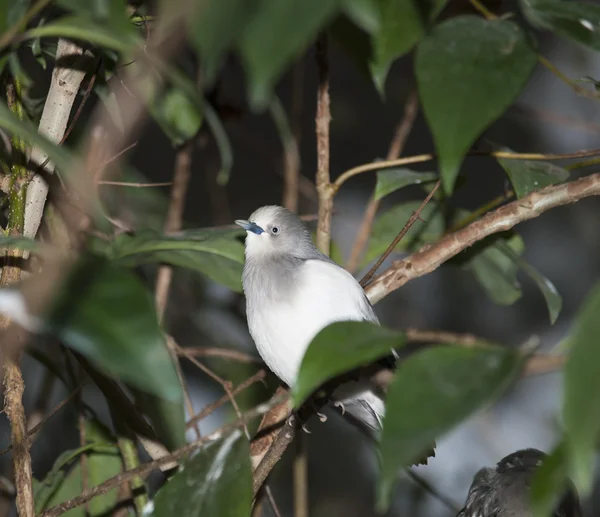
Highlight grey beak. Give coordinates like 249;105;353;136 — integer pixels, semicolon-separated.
235;219;264;235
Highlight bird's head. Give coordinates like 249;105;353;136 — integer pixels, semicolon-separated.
235;205;315;259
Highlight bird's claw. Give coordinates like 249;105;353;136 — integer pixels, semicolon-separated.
334;401;346;415
301;423;312;434
317;411;327;423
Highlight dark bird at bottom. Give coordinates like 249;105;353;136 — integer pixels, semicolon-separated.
457;448;582;517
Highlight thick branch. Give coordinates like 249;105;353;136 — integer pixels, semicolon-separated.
365;173;600;304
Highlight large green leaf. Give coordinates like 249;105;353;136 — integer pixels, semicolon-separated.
521;0;600;52
415;16;536;192
149;430;252;517
239;0;341;108
497;156;569;198
106;228;245;292
531;444;569;517
371;0;447;93
187;0;257;85
363;200;444;266
48;255;182;401
374;168;438;201
563;282;600;494
377;345;522;511
293;321;405;407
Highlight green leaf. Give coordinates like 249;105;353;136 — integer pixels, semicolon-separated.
415;16;536;193
363;200;444;266
377;345;522;511
371;0;447;93
148;87;203;146
57;0;133;35
330;15;375;83
563;282;600;495
24;16;140;53
464;234;525;306
0;101;73;172
0;0;28;33
293;321;405;407
342;0;381;34
497;156;569;198
531;444;568;517
133;389;186;451
374;168;438;201
107;228;245;292
0;235;39;251
187;0;256;85
48;255;182;401
521;0;600;52
239;0;341;108
149;430;252;517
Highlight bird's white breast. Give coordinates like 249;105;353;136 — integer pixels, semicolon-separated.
247;259;377;387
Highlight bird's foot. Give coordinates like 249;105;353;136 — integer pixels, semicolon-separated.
317;411;327;423
301;423;312;434
334;401;346;415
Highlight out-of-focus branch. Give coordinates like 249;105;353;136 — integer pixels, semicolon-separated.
25;39;91;242
365;173;600;304
315;34;332;254
293;433;308;517
346;88;419;272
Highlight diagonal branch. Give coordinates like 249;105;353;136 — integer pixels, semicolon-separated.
365;173;600;304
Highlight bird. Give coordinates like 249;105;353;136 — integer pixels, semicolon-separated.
235;205;396;435
457;448;582;517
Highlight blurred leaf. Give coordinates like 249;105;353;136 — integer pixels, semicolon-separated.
133;389;186;451
48;255;182;401
293;321;405;407
521;0;600;51
377;345;522;511
374;168;438;201
107;228;245;292
239;0;341;108
531;444;568;517
0;0;28;33
371;0;447;93
342;0;380;34
24;16;140;53
204;101;233;185
363;200;444;266
563;282;600;494
148;87;203;146
0;235;39;251
416;16;536;193
0;101;73;172
498;242;562;324
57;0;133;34
464;234;524;306
95;84;125;133
187;0;257;85
149;430;251;517
497;156;569;198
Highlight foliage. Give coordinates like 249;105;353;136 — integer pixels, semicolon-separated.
0;0;598;516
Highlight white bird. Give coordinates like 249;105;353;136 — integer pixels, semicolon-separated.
236;205;396;434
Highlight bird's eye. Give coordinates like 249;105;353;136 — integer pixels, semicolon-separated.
271;226;280;235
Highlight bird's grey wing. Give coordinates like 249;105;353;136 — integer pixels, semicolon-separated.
458;468;500;517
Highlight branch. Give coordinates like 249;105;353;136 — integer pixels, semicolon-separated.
40;393;287;517
365;173;600;304
346;88;420;272
314;34;332;254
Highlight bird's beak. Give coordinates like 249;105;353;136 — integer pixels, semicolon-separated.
235;219;264;235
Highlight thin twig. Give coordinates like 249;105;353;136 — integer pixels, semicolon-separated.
405;469;460;513
40;393;288;517
178;347;260;363
315;34;333;255
346;88;419;273
293;432;309;517
360;181;440;287
98;181;172;187
185;370;267;430
333;147;600;191
365;173;600;304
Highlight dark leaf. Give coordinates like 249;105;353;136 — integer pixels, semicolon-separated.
293;321;406;407
415;16;536;192
0;0;28;33
363;200;444;266
374;168;438;201
56;0;133;34
563;282;600;494
342;0;380;34
464;234;524;306
531;444;569;517
107;228;245;292
377;345;522;511
148;87;203;147
371;0;448;93
521;0;600;52
238;0;342;108
149;430;252;517
48;255;182;401
330;15;375;84
497;155;569;198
